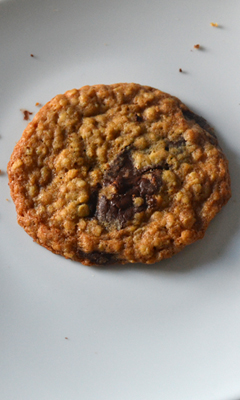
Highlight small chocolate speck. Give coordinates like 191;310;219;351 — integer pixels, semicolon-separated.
65;337;68;340
30;54;34;57
179;68;182;73
135;113;143;122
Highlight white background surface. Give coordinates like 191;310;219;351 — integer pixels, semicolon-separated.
1;1;240;399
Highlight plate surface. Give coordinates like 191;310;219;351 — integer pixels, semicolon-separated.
1;1;240;399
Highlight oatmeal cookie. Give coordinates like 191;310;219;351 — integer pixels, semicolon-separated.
8;83;231;266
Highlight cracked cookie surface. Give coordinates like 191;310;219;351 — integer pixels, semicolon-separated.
8;83;231;265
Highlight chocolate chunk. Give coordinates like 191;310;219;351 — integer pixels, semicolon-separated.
165;139;186;152
113;193;132;210
77;249;116;265
163;163;169;170
88;188;100;217
182;109;218;145
104;148;133;185
97;195;108;221
139;170;162;196
96;149;163;229
182;109;211;131
135;114;143;122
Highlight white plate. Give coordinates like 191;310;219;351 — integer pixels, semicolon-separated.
1;1;240;399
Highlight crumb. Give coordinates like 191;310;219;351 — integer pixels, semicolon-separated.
210;22;218;27
194;44;200;49
65;337;68;340
21;110;33;121
30;54;34;57
179;68;182;72
35;102;41;107
0;169;2;174
6;198;10;202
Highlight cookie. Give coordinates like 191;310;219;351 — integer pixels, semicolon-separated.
8;83;231;266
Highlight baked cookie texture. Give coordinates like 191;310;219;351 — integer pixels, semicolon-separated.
8;83;231;266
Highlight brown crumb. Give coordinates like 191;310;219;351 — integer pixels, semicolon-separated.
65;337;68;340
30;54;34;57
194;44;200;49
6;198;10;202
35;102;41;107
210;22;218;27
22;110;33;121
0;169;2;174
179;68;182;73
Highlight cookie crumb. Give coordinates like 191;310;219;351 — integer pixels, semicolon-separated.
22;110;33;121
210;22;218;27
35;102;41;107
194;44;200;49
30;54;34;57
6;198;10;202
179;68;182;72
65;337;68;340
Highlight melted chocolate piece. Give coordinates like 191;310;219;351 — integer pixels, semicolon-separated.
165;139;186;152
182;109;218;144
104;148;133;187
77;249;116;265
182;109;209;130
88;187;100;217
135;114;143;122
96;149;163;229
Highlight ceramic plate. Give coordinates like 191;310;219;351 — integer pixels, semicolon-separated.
1;1;240;399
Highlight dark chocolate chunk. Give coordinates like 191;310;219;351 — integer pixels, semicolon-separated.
139;170;162;196
104;148;133;185
163;163;169;170
88;187;101;217
135;114;143;122
77;249;116;265
182;109;211;131
182;109;218;145
96;149;163;229
97;195;108;221
165;139;186;153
